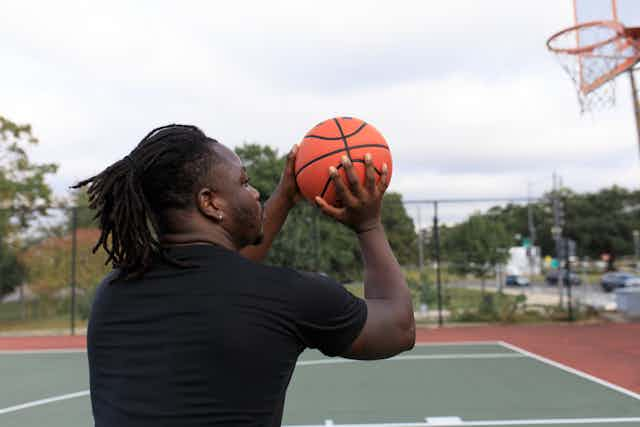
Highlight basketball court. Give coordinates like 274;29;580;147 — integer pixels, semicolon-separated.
2;341;639;427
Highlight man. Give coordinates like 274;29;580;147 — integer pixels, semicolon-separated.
76;124;414;427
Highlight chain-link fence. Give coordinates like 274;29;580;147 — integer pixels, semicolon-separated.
1;194;638;333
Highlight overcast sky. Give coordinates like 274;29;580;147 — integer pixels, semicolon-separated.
1;0;639;223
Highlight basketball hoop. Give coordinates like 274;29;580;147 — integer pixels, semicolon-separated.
547;20;640;112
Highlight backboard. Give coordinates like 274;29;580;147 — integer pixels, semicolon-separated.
573;0;639;27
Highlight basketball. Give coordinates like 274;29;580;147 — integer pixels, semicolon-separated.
294;117;393;206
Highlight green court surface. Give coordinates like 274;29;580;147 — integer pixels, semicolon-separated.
1;342;639;426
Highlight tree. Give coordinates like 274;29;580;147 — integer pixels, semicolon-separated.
18;228;110;297
478;186;640;264
0;116;58;295
380;193;417;266
442;213;511;292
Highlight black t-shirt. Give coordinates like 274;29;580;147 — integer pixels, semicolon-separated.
87;244;367;427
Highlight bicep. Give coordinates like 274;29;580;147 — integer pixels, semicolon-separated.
341;299;415;360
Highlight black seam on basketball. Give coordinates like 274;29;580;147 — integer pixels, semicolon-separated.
318;161;382;199
294;144;388;178
333;118;352;161
320;163;345;198
304;122;367;141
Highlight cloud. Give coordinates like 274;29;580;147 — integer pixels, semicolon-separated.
1;0;638;220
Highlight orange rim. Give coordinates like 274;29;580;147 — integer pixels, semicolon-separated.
546;20;626;54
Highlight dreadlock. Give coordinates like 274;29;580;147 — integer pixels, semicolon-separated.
72;124;220;281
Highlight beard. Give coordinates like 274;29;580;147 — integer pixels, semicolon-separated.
233;202;264;248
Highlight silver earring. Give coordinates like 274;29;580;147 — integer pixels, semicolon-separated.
217;214;223;221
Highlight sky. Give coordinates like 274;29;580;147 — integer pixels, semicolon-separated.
1;0;639;224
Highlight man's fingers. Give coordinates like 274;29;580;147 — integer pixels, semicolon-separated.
329;166;358;207
285;144;298;170
315;196;345;220
378;163;389;193
364;153;376;192
341;156;363;197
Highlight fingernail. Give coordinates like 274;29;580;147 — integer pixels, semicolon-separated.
364;153;371;162
292;144;298;153
341;155;350;165
382;163;388;172
329;166;337;176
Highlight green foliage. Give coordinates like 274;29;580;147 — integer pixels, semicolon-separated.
381;193;417;265
0;116;58;295
0;244;24;296
447;289;528;323
441;213;511;279
480;186;640;261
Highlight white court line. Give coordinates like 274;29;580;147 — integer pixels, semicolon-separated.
498;341;640;401
0;390;89;415
414;341;502;347
297;353;525;366
284;417;640;426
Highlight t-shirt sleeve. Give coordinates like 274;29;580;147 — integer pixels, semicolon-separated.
288;271;367;357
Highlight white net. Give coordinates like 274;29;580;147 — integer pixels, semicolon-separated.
548;22;640;113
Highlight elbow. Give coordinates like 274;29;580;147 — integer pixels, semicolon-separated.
397;308;416;352
402;318;416;351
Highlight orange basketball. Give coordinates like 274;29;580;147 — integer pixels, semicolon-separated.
294;117;392;206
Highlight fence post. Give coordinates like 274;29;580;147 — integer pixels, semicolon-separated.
433;201;443;327
70;207;78;336
564;197;574;322
417;205;425;307
312;211;319;272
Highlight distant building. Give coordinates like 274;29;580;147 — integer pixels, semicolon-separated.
505;246;541;276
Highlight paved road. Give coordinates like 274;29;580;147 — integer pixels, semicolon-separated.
446;280;617;309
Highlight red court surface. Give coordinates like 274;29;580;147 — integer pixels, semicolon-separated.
416;323;640;393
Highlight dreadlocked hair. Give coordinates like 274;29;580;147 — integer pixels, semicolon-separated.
72;124;220;281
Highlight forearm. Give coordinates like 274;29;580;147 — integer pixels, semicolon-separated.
358;225;411;304
240;189;293;262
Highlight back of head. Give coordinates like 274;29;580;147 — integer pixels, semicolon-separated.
74;124;219;279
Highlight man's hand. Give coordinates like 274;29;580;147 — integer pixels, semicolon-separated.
314;153;389;233
272;144;300;208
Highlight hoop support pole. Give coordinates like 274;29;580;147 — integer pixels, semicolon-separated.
629;67;640;162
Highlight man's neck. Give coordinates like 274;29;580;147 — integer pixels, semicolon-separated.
161;230;237;252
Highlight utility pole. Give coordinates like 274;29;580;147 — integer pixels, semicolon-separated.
628;67;640;161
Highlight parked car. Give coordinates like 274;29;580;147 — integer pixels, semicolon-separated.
545;270;581;286
600;272;640;293
505;275;530;287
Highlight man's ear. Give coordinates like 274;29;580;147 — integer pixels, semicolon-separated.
196;187;225;223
